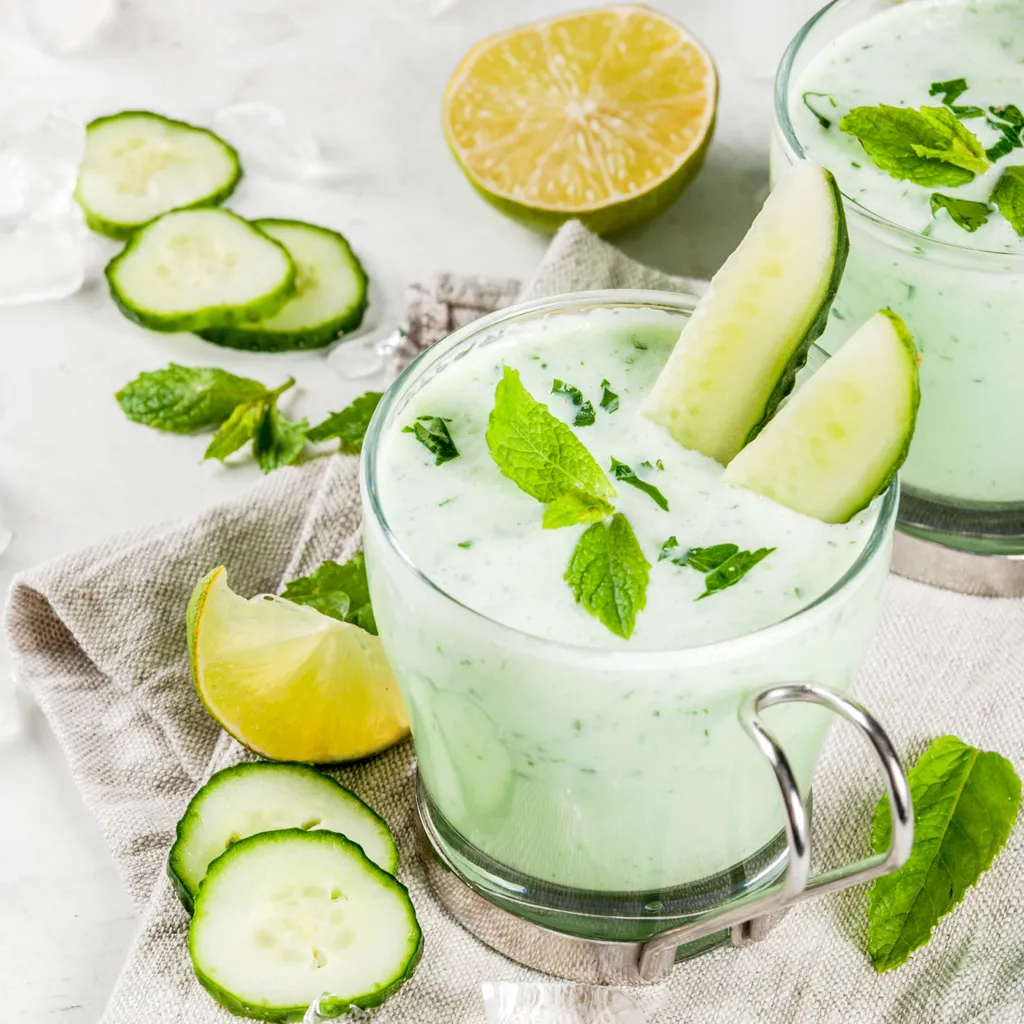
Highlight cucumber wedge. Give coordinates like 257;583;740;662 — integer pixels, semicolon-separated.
76;111;241;239
723;310;919;524
190;829;421;1021
197;219;368;351
642;161;848;464
168;762;399;913
105;209;295;333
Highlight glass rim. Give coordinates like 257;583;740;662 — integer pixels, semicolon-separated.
773;0;1024;265
360;288;899;670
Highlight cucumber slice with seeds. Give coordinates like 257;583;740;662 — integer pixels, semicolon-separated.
106;208;295;333
724;310;919;524
76;111;241;239
198;219;368;351
643;161;848;465
190;829;421;1022
168;762;399;913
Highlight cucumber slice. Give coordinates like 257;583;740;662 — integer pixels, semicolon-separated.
723;310;919;524
168;762;399;913
198;219;368;351
190;829;421;1021
105;209;295;333
76;111;241;239
642;161;848;465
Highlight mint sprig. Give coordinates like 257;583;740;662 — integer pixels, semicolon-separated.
609;458;668;511
840;104;989;186
868;736;1021;973
307;392;382;454
551;379;596;427
929;193;991;232
991;166;1024;236
564;513;650;639
282;554;377;635
486;366;615;529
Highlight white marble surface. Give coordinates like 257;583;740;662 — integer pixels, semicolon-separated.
0;0;821;1019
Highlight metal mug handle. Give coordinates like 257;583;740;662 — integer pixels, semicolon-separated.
636;682;914;981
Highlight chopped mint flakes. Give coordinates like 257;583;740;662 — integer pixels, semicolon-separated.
929;78;983;119
683;544;741;573
698;547;774;600
840;104;989;186
992;167;1024;236
407;415;459;464
991;104;1024;127
930;193;991;232
658;536;684;563
657;538;772;598
803;90;837;130
609;458;668;511
600;379;620;413
551;379;596;427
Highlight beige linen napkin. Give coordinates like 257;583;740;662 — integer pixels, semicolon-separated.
7;222;1024;1024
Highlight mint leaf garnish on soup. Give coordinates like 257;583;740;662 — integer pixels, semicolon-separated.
696;547;774;600
406;415;459;464
307;392;382;454
551;379;596;427
282;554;377;635
658;536;684;563
609;457;668;511
116;364;268;433
564;513;650;639
990;104;1024;127
928;78;983;119
683;544;741;573
600;378;620;413
929;193;991;232
487;366;615;528
840;105;989;186
991;167;1024;236
868;736;1021;973
803;90;837;130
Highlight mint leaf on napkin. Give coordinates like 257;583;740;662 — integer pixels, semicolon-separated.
282;554;377;634
868;735;1021;973
307;392;383;453
487;366;615;527
930;193;991;232
564;512;649;638
992;166;1024;236
116;364;268;433
840;105;989;185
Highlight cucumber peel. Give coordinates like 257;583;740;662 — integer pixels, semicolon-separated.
168;762;399;913
105;209;295;333
197;219;368;351
76;110;241;239
723;310;919;523
643;161;848;464
189;829;421;1022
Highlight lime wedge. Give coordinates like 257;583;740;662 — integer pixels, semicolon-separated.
642;161;848;464
187;567;408;762
723;310;920;524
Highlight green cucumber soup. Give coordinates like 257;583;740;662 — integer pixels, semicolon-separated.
361;293;896;931
775;0;1024;533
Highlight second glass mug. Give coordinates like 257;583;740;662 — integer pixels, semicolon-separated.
772;0;1024;555
360;291;898;953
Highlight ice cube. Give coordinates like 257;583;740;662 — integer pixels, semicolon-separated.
19;0;118;53
0;217;85;305
213;103;325;183
482;983;648;1024
327;325;403;382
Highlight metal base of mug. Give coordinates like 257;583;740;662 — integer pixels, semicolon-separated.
414;683;914;985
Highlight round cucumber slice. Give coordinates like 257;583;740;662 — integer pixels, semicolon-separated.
105;209;295;333
642;161;848;465
190;829;421;1021
198;219;368;351
168;762;399;913
76;111;241;239
723;310;919;524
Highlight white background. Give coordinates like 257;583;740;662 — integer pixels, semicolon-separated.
0;0;820;1018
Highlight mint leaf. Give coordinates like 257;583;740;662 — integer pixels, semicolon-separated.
564;513;650;638
985;118;1022;161
408;416;459;464
868;736;1021;973
204;398;266;461
609;458;668;511
599;379;619;414
840;105;988;185
307;392;382;453
658;535;683;562
551;379;595;427
697;547;774;600
684;543;741;573
542;490;616;530
486;366;615;525
930;193;991;232
803;90;837;130
991;104;1024;127
929;78;968;105
116;364;267;433
253;404;308;474
282;554;377;634
992;166;1024;235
